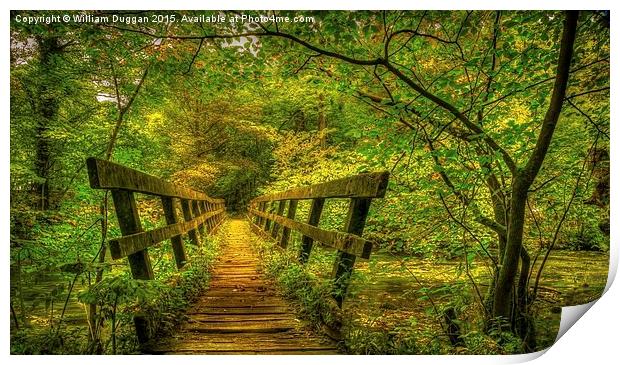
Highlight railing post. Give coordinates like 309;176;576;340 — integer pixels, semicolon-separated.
257;202;266;226
161;197;188;269
202;201;209;232
271;200;286;239
332;197;372;307
252;202;260;225
181;199;201;246
279;200;298;248
205;201;212;232
264;201;274;232
111;190;154;346
111;190;154;280
299;198;325;264
193;200;205;238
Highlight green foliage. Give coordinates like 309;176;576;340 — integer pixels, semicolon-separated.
10;326;90;355
562;221;608;251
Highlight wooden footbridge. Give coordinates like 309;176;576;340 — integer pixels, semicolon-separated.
86;158;389;354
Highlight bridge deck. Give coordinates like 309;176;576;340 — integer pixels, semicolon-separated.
146;218;339;355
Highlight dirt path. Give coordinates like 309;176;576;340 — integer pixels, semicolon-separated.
147;218;339;355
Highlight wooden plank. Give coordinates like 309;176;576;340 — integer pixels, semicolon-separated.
249;207;372;259
299;198;324;263
86;157;224;204
109;209;224;259
332;198;372;307
188;306;290;315
251;171;389;203
152;339;335;352
149;332;337;353
181;320;295;334
279;200;297;248
161;197;188;269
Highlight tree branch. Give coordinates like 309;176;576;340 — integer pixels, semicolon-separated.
522;11;578;186
184;38;204;75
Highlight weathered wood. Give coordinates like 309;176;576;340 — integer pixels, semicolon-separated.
87;157;224;204
181;199;201;246
256;202;266;226
86;158;227;348
109;209;225;259
332;198;371;307
270;201;286;239
111;190;154;280
249;206;371;259
251;171;389;203
279;200;297;248
299;198;325;263
203;201;212;232
146;219;338;355
110;189;154;346
263;202;274;232
161;197;188;269
193;200;205;238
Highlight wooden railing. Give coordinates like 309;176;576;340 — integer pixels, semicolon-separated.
86;157;225;343
248;171;389;307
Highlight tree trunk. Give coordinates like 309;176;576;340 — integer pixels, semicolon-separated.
32;35;62;210
492;11;578;329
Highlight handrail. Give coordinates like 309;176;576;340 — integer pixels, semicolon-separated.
87;157;225;203
86;157;226;345
251;171;389;203
248;171;389;307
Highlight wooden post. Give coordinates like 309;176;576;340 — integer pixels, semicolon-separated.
203;202;210;235
264;201;273;232
271;200;286;239
110;190;153;346
299;198;325;264
252;202;258;225
257;202;265;226
192;200;205;238
332;198;371;307
205;201;212;232
161;197;188;269
181;199;201;246
111;190;154;280
279;200;298;248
